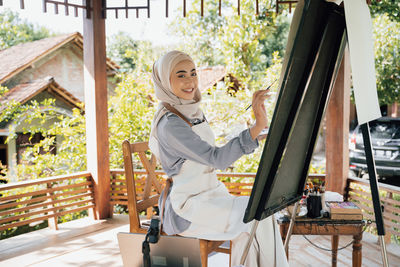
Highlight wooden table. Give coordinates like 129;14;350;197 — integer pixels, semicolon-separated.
278;217;364;267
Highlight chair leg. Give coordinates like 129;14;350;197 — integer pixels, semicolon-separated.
199;239;208;267
229;241;232;267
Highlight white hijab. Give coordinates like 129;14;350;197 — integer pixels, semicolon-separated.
149;51;203;157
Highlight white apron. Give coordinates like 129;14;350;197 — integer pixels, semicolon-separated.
167;121;289;267
169;120;238;235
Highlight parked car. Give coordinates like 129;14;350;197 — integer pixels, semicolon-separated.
349;117;400;178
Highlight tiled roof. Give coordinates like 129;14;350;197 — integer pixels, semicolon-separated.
0;77;81;113
0;32;119;84
197;66;226;92
0;33;77;83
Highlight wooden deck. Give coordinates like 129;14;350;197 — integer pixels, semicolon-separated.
0;215;399;267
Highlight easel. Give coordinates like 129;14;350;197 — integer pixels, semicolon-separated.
239;202;299;265
360;123;389;267
276;123;390;267
240;128;390;267
239;0;390;265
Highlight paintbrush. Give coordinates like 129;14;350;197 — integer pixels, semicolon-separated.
245;79;278;111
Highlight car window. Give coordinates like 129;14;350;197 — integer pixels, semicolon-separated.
369;120;400;139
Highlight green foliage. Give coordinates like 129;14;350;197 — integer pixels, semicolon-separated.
14;107;87;179
0;96;86;180
107;32;139;71
108;70;156;169
168;0;289;89
106;32;157;72
1;220;48;240
0;86;9;96
259;14;290;66
106;32;167;73
0;9;51;49
204;53;282;177
370;0;400;23
373;14;400;105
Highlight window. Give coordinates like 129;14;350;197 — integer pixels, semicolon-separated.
369;120;400;140
0;136;7;172
16;133;56;164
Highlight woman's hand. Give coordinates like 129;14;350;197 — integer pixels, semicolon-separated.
249;89;269;140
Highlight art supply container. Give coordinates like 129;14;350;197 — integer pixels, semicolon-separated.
307;194;322;218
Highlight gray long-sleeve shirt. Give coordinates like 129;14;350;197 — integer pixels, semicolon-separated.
156;112;259;235
156;112;259;177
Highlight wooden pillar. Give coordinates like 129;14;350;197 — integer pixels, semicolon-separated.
388;102;399;117
325;49;350;194
83;0;110;219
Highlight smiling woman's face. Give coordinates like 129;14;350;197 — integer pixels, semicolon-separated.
170;60;198;100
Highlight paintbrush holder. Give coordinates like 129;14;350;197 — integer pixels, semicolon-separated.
307;194;322;218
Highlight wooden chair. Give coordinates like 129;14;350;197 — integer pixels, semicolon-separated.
122;140;231;267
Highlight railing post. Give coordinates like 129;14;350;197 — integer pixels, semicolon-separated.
109;173;115;218
87;176;98;220
46;182;58;230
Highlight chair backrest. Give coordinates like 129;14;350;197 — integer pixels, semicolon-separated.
122;140;163;233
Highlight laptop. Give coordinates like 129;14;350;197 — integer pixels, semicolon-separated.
117;232;202;267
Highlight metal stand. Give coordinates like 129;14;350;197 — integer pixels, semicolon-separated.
360;123;389;267
284;201;299;252
240;220;259;265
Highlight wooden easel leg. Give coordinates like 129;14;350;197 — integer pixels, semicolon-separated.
279;225;289;259
284;201;299;260
331;235;339;267
378;235;389;267
240;220;259;265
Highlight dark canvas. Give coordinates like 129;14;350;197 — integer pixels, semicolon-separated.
244;0;347;223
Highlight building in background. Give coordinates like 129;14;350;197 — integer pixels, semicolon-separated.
0;32;119;177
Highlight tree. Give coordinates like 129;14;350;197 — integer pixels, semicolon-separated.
107;32;163;73
203;53;283;175
0;88;86;180
0;9;51;49
168;0;289;90
370;0;399;23
364;0;400;106
108;69;156;169
1;1;321;183
107;32;140;72
373;14;400;105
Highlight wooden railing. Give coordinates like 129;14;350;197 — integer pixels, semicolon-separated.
2;169;399;243
109;169;258;209
109;169;325;209
0;172;96;232
345;177;400;242
110;169;161;208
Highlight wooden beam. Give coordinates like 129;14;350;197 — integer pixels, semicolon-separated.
83;0;110;219
325;48;350;194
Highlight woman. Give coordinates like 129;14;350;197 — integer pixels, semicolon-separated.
149;50;288;267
